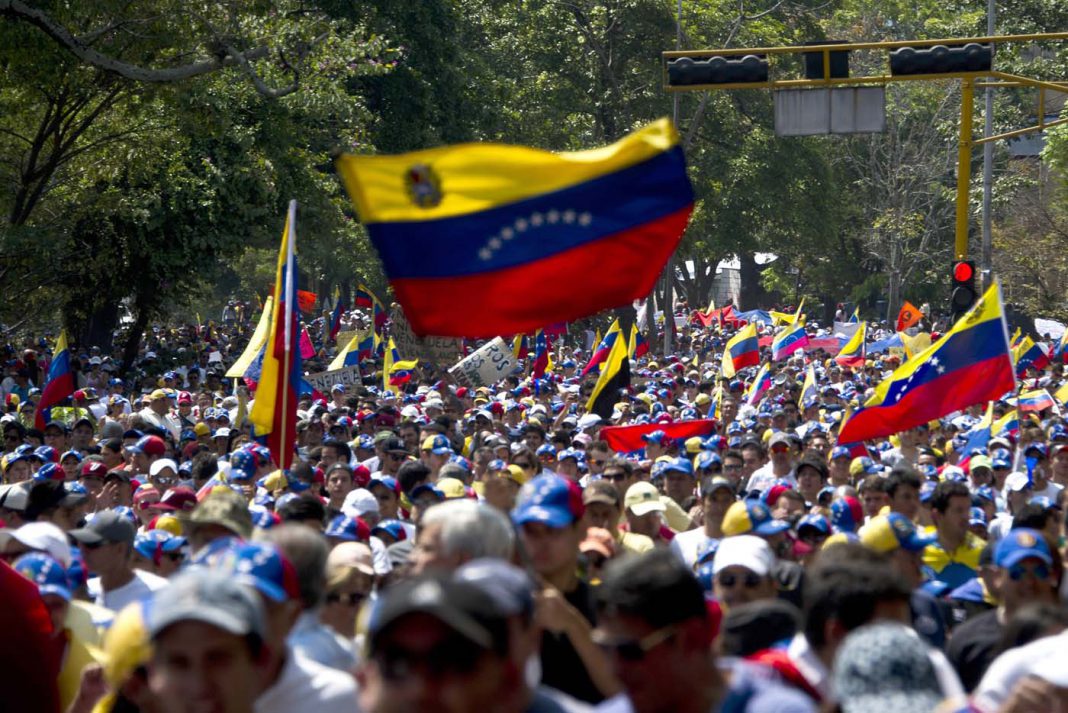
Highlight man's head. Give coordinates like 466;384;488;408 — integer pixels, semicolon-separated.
582;480;622;533
222;541;303;657
623;482;665;539
930;480;972;542
409;500;515;575
147;568;268;713
595;549;715;713
69;510;136;577
885;466;922;521
993;528;1056;613
710;535;777;609
360;575;515;713
512;475;584;579
858;513;936;588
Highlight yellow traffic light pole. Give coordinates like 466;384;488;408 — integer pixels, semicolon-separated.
663;32;1068;261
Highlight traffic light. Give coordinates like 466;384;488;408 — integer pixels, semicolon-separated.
889;43;992;76
667;55;769;87
950;260;977;322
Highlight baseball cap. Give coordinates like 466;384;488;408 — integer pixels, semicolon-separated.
186;490;253;540
381;437;409;454
995;528;1053;568
422;434;453;455
371;520;409;543
327;541;376;577
369;476;401;494
325;514;371;543
341;489;380;520
641;430;667;445
969;455;993;473
722;500;789;537
830;446;851;460
849;456;882;477
133;530;186;561
436;477;468;499
156;486;198;512
222;541;301;603
149;458;178;478
13;552;72;601
1005;471;1032;493
583;480;620;508
712;534;774;577
147;568;265;641
512;474;583;528
699;476;733;497
368;576;502;652
858;513;936;554
129;435;166;457
661;456;694;476
624;482;666;517
69;510;136;547
0;521;72;567
969;507;987;527
454;558;536;619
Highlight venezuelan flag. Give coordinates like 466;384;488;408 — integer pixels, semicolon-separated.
1055;330;1068;364
355;284;389;330
957;403;994;469
721;323;760;378
744;363;772;407
1013;336;1050;376
226;296;273;378
837;282;1014;444
629;323;650;359
1018;389;1056;413
329;331;365;370
835;322;866;368
994;408;1019;438
848;306;860;323
531;329;551;378
583;320;622;376
799;363;818;409
248;202;302;469
329;288;345;342
337;119;694;337
35;330;74;430
512;334;530;361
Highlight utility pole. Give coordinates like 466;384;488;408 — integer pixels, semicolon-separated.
662;0;683;357
981;0;996;290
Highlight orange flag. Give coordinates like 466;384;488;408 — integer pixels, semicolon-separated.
896;301;922;332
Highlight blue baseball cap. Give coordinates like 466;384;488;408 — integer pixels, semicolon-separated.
229;450;257;481
13;552;72;601
512;474;582;528
995;528;1052;568
133;531;186;561
662;456;694;476
919;480;938;503
830;496;863;534
410;483;445;502
421;434;453;456
369;476;400;494
830;446;851;461
325;514;371;542
798;513;832;536
60;450;82;463
371;519;409;542
33;445;58;463
33;462;62;482
641;430;667;444
222;541;300;603
973;485;996;504
968;507;987;527
694;451;722;471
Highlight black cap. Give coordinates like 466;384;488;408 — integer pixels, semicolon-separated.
381;437;409;454
369;576;506;653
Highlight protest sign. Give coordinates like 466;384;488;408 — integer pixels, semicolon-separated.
390;306;464;364
304;365;362;392
448;337;513;388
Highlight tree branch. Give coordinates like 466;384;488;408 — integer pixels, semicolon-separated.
1;0;284;90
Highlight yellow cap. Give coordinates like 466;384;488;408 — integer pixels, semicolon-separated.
695;393;711;405
436;477;467;499
684;437;704;455
99;602;151;690
505;464;529;485
149;389;169;401
153;514;183;536
193;422;211;437
261;470;289;492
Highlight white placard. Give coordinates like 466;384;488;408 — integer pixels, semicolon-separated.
390;306;464;365
448;337;514;388
304;365;362;392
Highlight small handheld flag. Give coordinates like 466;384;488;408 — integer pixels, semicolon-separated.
586;328;631;420
835;322;866;368
896;301;922;332
721;323;760;378
35;330;74;430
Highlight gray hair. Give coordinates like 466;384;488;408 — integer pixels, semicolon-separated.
260;523;329;610
420;499;515;561
437;462;469;482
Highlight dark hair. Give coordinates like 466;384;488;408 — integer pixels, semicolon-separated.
722;449;744;462
602;457;633;477
321;438;352;464
796;456;828;482
397;460;432;495
277;495;326;525
857;475;888;494
1012;503;1054;531
930;481;971;513
190;452;219;484
325;463;355;483
719;599;802;657
803;551;911;649
995;602;1068;655
886;466;923;497
596;549;708;629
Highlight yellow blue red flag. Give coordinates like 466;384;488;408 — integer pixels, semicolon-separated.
837;282;1014;444
336;119;694;337
721;323;759;378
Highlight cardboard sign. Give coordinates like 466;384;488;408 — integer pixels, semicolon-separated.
390;306;464;365
304;365;362;392
448;338;513;388
335;330;359;349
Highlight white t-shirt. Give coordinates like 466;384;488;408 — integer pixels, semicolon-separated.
670;527;717;569
255;648;359;713
88;569;169;611
973;630;1068;712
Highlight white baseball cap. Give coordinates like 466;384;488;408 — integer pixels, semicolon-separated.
712;534;774;577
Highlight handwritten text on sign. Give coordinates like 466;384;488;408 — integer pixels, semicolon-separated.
304;365;362;392
448;338;513;388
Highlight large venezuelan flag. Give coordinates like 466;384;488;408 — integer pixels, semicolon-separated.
337;119;694;337
837;282;1014;444
35;330;74;430
249;202;302;469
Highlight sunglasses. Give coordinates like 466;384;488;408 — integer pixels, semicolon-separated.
593;624;678;662
589;458;606;466
723;464;743;471
1008;562;1050;581
602;472;627;482
374;635;486;681
512;461;534;469
326;592;367;607
716;572;763;589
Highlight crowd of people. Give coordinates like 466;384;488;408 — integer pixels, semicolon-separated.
2;301;1068;713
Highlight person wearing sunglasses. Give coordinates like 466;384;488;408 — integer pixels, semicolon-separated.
594;548;814;713
947;528;1057;692
710;535;779;611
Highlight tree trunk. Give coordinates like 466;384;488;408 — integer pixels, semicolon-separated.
80;301;119;350
738;252;768;311
119;300;151;378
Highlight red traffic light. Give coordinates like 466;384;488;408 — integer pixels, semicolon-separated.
953;261;974;282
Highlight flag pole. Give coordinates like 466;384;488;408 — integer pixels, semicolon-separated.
281;199;297;469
